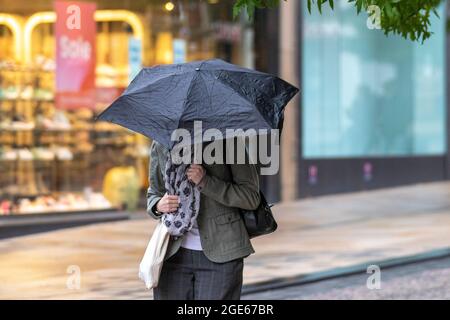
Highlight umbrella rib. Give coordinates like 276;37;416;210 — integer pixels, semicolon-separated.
97;60;297;147
213;70;279;126
199;71;273;131
175;71;201;131
199;71;224;120
125;72;187;96
217;70;285;101
123;95;174;130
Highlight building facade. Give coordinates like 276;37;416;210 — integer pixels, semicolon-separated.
277;0;448;200
0;0;253;218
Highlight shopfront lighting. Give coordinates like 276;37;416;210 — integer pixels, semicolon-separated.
94;10;144;39
164;2;175;12
24;10;144;64
0;14;23;61
23;11;55;64
155;32;173;64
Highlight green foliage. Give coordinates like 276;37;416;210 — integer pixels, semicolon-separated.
233;0;286;20
233;0;444;43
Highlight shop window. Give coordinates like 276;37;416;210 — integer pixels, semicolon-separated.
0;0;250;216
302;1;446;158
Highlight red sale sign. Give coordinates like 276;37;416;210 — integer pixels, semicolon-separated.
55;1;96;109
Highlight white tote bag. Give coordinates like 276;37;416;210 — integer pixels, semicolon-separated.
138;220;170;289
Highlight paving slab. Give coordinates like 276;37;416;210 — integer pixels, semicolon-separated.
1;182;450;299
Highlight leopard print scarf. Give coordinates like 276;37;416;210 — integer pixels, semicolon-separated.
161;152;201;237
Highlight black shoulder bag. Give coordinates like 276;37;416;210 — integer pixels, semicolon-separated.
225;161;278;238
219;139;277;239
239;190;278;239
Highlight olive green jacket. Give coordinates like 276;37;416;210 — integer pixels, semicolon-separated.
146;141;260;263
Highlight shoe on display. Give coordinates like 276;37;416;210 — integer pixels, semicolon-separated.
2;149;17;160
0;200;12;215
11;120;35;130
21;85;34;100
53;110;71;130
3;86;19;99
35;88;54;101
55;146;73;160
17;148;34;161
36;114;54;130
0;118;12;130
43;60;56;72
89;192;113;209
32;147;55;160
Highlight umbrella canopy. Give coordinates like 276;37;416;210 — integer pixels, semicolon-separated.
95;59;299;148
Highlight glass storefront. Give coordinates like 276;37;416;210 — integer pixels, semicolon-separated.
302;1;446;159
0;0;249;216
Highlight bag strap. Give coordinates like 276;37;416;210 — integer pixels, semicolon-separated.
223;139;270;208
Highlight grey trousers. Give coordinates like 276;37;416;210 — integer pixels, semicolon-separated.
153;247;244;300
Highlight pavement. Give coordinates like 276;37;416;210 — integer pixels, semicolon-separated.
0;209;129;240
1;181;450;299
243;256;450;300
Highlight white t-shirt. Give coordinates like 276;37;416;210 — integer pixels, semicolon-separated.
181;219;203;251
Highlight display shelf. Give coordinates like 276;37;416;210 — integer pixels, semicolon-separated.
0;124;133;133
0;207;120;219
0;158;90;162
0;9;153;220
0;208;128;240
0;66;54;72
0;191;52;198
0;127;89;132
0;98;54;102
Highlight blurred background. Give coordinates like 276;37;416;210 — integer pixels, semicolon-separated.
0;0;256;221
0;0;450;300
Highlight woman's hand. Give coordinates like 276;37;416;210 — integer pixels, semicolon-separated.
156;193;179;213
187;164;206;186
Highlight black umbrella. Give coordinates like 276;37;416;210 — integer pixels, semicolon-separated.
95;59;299;148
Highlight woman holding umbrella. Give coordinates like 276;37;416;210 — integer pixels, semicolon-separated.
147;139;260;300
95;59;298;300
